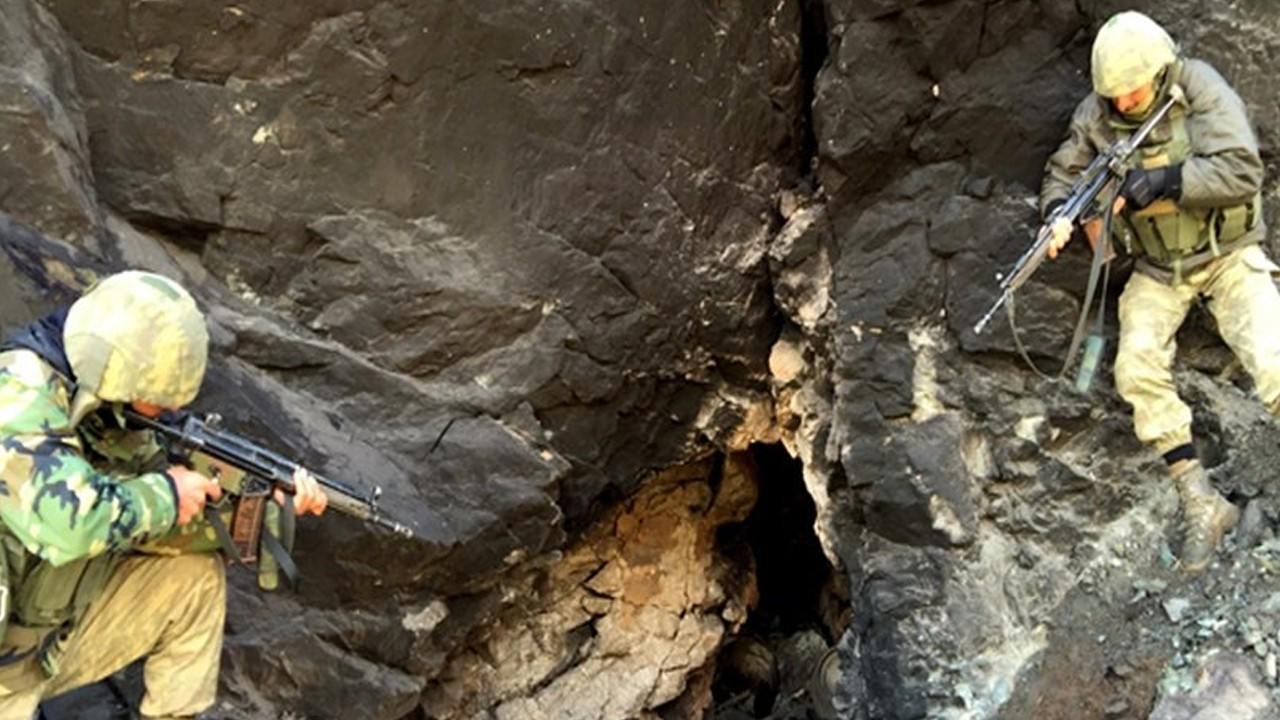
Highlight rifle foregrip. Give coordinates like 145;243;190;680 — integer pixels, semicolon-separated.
321;487;415;538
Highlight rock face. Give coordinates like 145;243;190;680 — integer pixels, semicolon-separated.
421;455;758;720
7;0;1280;719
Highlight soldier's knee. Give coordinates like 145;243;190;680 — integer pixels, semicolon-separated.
174;554;225;596
1113;353;1141;398
142;554;226;601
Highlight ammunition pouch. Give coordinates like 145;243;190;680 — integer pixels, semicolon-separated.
1213;193;1261;246
1128;198;1209;264
1121;192;1262;281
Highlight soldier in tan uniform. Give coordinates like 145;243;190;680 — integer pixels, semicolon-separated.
0;271;327;719
1041;11;1279;572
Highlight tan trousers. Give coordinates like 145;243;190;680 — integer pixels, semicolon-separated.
0;554;226;720
1115;244;1280;453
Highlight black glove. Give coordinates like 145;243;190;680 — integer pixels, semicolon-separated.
1119;164;1183;209
1043;198;1066;222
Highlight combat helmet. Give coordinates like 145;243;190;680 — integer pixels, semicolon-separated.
1091;11;1177;98
63;270;208;409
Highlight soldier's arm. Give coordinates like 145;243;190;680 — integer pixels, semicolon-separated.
1179;59;1264;208
1040;97;1105;217
0;353;178;566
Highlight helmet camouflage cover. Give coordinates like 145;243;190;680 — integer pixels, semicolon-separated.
1091;11;1177;98
63;270;208;408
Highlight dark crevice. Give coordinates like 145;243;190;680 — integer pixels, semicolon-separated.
398;706;428;720
121;210;218;255
796;0;830;182
742;443;834;634
708;443;848;719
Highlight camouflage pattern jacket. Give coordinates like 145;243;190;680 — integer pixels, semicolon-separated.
0;310;180;653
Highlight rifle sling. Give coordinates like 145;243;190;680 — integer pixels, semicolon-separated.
204;502;300;590
260;526;299;590
1060;189;1117;384
1006;187;1116;387
205;505;244;566
1004;296;1055;381
0;622;64;669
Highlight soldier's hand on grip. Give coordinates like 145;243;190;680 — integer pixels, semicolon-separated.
168;465;223;526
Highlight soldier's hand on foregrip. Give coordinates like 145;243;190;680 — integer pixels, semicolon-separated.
273;467;329;517
168;465;223;526
1047;217;1074;258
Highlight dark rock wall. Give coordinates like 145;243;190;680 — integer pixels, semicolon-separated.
809;1;1280;719
39;0;805;519
3;0;806;717
0;0;99;240
5;0;1280;718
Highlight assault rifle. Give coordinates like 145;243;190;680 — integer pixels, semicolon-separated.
972;93;1179;335
123;408;415;539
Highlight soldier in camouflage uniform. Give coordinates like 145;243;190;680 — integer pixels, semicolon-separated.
0;271;327;720
1041;11;1278;572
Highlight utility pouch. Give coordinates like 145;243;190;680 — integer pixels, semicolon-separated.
1074;332;1106;394
1131;198;1178;219
0;533;39;673
1213;193;1261;244
12;553;117;629
16;560;80;628
4;551;115;677
1136;198;1204;252
1129;199;1214;280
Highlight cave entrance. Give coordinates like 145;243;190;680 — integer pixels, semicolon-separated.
709;443;846;719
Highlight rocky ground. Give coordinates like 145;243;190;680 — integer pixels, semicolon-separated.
998;510;1280;720
975;355;1280;720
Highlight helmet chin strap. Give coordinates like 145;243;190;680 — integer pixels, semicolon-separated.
67;387;103;428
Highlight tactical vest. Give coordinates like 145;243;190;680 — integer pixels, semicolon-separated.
1110;69;1262;280
0;534;118;674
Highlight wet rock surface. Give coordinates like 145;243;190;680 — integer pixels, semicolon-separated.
4;0;1280;719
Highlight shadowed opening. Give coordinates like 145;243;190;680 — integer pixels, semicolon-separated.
708;443;846;719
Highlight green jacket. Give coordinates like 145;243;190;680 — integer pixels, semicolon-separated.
1041;58;1265;279
0;307;196;669
0;348;177;566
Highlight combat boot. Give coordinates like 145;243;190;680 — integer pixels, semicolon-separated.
1171;459;1239;573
